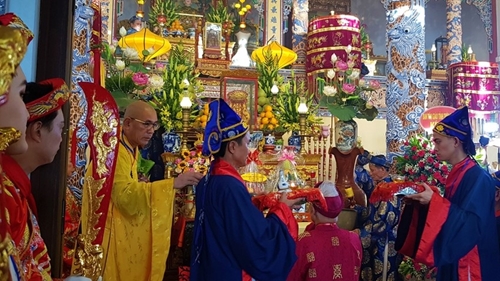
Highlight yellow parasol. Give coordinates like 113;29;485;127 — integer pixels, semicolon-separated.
118;28;171;62
251;40;297;69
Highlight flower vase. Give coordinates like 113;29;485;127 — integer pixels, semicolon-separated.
162;131;181;153
331;119;367;208
231;31;252;67
334;119;358;153
287;131;301;153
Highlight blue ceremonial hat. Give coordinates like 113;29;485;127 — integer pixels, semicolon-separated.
433;106;475;156
129;15;143;23
479;136;490;147
492;171;500;190
369;154;391;169
202;99;249;156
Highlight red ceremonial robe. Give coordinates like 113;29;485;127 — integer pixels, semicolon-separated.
2;154;51;280
287;223;362;281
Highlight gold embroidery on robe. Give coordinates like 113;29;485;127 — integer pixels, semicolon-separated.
298;231;311;241
331;236;340;246
306;252;315;262
333;264;342;279
308;268;317;278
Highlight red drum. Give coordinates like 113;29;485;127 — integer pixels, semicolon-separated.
450;62;500;113
306;14;362;75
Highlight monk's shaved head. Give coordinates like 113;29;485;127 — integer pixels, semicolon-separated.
124;100;156;120
122;100;158;148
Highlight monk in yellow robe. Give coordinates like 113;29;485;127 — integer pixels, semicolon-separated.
82;100;203;281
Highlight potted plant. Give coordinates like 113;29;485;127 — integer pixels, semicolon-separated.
317;46;380;152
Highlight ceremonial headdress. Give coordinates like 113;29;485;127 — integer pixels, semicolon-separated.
0;13;34;44
0;26;28;107
492;171;500;190
0;13;32;107
369;154;391;169
313;181;343;219
433;106;475;156
202;99;249;156
25;78;70;122
479;136;490;147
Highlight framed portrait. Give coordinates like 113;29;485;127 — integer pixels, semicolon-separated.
204;22;222;51
221;71;259;130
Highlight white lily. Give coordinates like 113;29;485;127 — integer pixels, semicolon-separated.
123;47;139;59
327;69;336;79
349;69;360;80
331;54;338;64
119;26;127;37
323;86;337;96
346;44;352;54
115;60;125;71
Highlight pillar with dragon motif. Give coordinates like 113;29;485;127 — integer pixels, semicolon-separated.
384;0;427;161
446;0;462;65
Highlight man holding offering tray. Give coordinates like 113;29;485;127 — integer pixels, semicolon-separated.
396;106;500;281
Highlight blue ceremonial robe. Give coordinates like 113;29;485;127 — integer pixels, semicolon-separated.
396;158;500;281
359;177;403;281
190;159;297;281
354;151;374;228
496;211;500;253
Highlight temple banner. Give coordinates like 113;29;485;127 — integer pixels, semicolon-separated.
419;106;456;131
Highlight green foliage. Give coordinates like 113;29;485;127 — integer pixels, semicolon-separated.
149;43;203;132
275;72;321;133
318;75;379;121
255;48;280;112
206;4;233;24
149;0;179;29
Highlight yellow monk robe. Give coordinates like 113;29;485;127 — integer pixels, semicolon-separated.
82;134;176;281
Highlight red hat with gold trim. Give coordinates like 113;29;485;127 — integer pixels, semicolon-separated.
26;78;70;122
0;26;28;107
0;13;34;44
0;13;32;107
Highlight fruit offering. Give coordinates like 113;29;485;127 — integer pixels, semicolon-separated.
169;19;184;32
195;103;209;129
258;104;279;131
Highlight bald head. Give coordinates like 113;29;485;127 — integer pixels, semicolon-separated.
124;100;156;119
122;101;158;148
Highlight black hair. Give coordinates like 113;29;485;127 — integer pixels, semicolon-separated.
24;82;58;130
371;154;390;171
213;134;245;158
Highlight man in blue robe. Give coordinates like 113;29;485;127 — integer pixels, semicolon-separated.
492;171;500;251
396;106;500;281
190;99;301;281
359;155;403;281
354;150;374;229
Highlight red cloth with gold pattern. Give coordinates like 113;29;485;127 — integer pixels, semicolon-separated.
2;155;51;280
287;223;362;281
